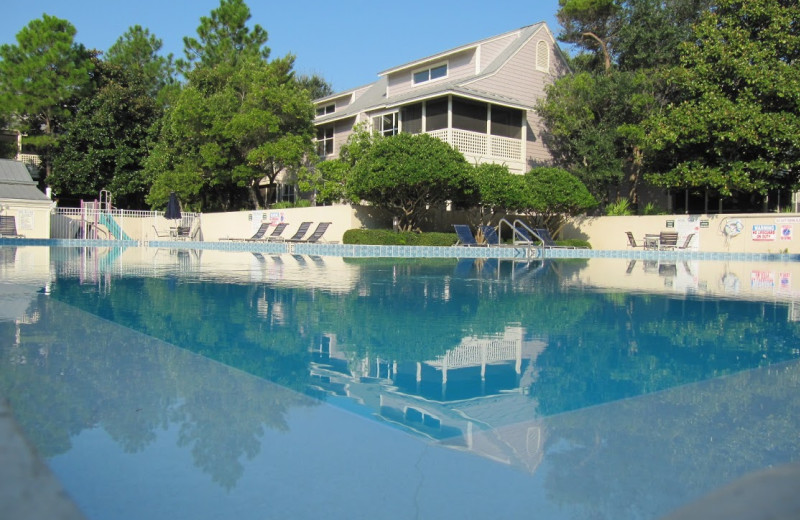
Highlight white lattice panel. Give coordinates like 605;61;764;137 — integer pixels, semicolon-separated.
490;136;522;160
451;129;487;155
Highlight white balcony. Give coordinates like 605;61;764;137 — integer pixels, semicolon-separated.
427;128;526;173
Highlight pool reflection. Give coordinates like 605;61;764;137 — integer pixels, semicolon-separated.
1;246;800;520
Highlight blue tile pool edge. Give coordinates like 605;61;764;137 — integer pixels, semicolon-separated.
1;238;799;263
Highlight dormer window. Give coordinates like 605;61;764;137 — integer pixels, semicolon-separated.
413;63;448;85
316;104;335;117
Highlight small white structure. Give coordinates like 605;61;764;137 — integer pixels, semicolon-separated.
0;159;53;239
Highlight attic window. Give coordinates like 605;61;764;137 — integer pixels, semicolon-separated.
536;40;550;72
316;104;335;116
413;63;448;85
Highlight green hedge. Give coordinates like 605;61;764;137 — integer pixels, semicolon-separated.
342;228;592;248
343;229;458;246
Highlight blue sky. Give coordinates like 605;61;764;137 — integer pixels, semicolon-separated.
3;0;565;92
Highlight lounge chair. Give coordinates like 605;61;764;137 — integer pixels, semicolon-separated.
532;228;575;249
151;225;170;239
281;222;313;242
479;225;501;245
659;231;678;250
0;215;24;238
513;226;535;245
291;222;331;243
453;225;486;247
222;222;271;241
626;231;643;248
264;222;289;241
677;233;695;250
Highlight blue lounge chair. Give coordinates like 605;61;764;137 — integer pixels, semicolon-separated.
532;228;579;249
479;225;501;245
453;225;486;247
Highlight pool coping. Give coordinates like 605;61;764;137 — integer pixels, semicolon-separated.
1;238;799;262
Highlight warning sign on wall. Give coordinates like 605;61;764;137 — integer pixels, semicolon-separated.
752;225;776;241
780;225;792;241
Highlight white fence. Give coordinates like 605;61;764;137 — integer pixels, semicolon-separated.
51;207;200;241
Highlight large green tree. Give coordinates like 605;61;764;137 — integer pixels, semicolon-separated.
145;0;316;211
49;60;163;208
536;70;658;206
347;132;476;231
643;0;800;198
105;25;177;101
0;14;95;180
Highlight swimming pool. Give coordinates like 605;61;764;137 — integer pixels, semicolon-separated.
1;245;799;519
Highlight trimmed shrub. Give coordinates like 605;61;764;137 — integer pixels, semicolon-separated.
343;229;457;246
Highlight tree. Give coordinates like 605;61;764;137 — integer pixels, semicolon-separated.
145;0;315;211
347;133;476;231
178;0;269;74
472;162;527;218
536;70;658;206
557;0;620;72
0;14;95;181
298;159;354;205
521;167;597;234
643;0;800;198
615;0;713;71
297;73;333;99
49;60;162;208
105;25;177;101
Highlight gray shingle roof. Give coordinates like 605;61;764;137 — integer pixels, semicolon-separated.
0;159;50;201
314;23;547;122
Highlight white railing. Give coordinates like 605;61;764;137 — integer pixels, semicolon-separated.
51;207;200;241
427;128;525;172
16;153;41;166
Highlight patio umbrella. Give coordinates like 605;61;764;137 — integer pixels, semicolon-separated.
165;192;181;221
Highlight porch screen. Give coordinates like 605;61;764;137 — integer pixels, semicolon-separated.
491;106;522;139
452;98;487;133
401;104;422;134
425;98;448;131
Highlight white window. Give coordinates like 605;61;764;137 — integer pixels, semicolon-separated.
316;104;335;117
536;40;550;72
372;112;399;136
413;63;448;85
316;126;334;156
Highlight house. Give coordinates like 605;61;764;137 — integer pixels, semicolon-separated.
312;22;569;174
0;159;53;238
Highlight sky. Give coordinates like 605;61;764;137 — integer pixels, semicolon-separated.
3;0;565;93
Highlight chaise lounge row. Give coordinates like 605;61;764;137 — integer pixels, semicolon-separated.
224;221;332;243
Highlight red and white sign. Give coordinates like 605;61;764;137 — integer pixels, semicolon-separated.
752;225;776;241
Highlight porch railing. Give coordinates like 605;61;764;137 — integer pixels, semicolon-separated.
427;128;525;172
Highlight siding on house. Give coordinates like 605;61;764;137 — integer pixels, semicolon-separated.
477;31;522;72
313;22;570;173
387;49;476;99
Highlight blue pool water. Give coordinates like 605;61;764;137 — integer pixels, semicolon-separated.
1;246;799;519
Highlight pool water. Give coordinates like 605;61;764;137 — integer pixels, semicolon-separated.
1;246;799;520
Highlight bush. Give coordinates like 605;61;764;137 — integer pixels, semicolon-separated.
606;198;634;216
343;229;457;246
558;238;592;248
